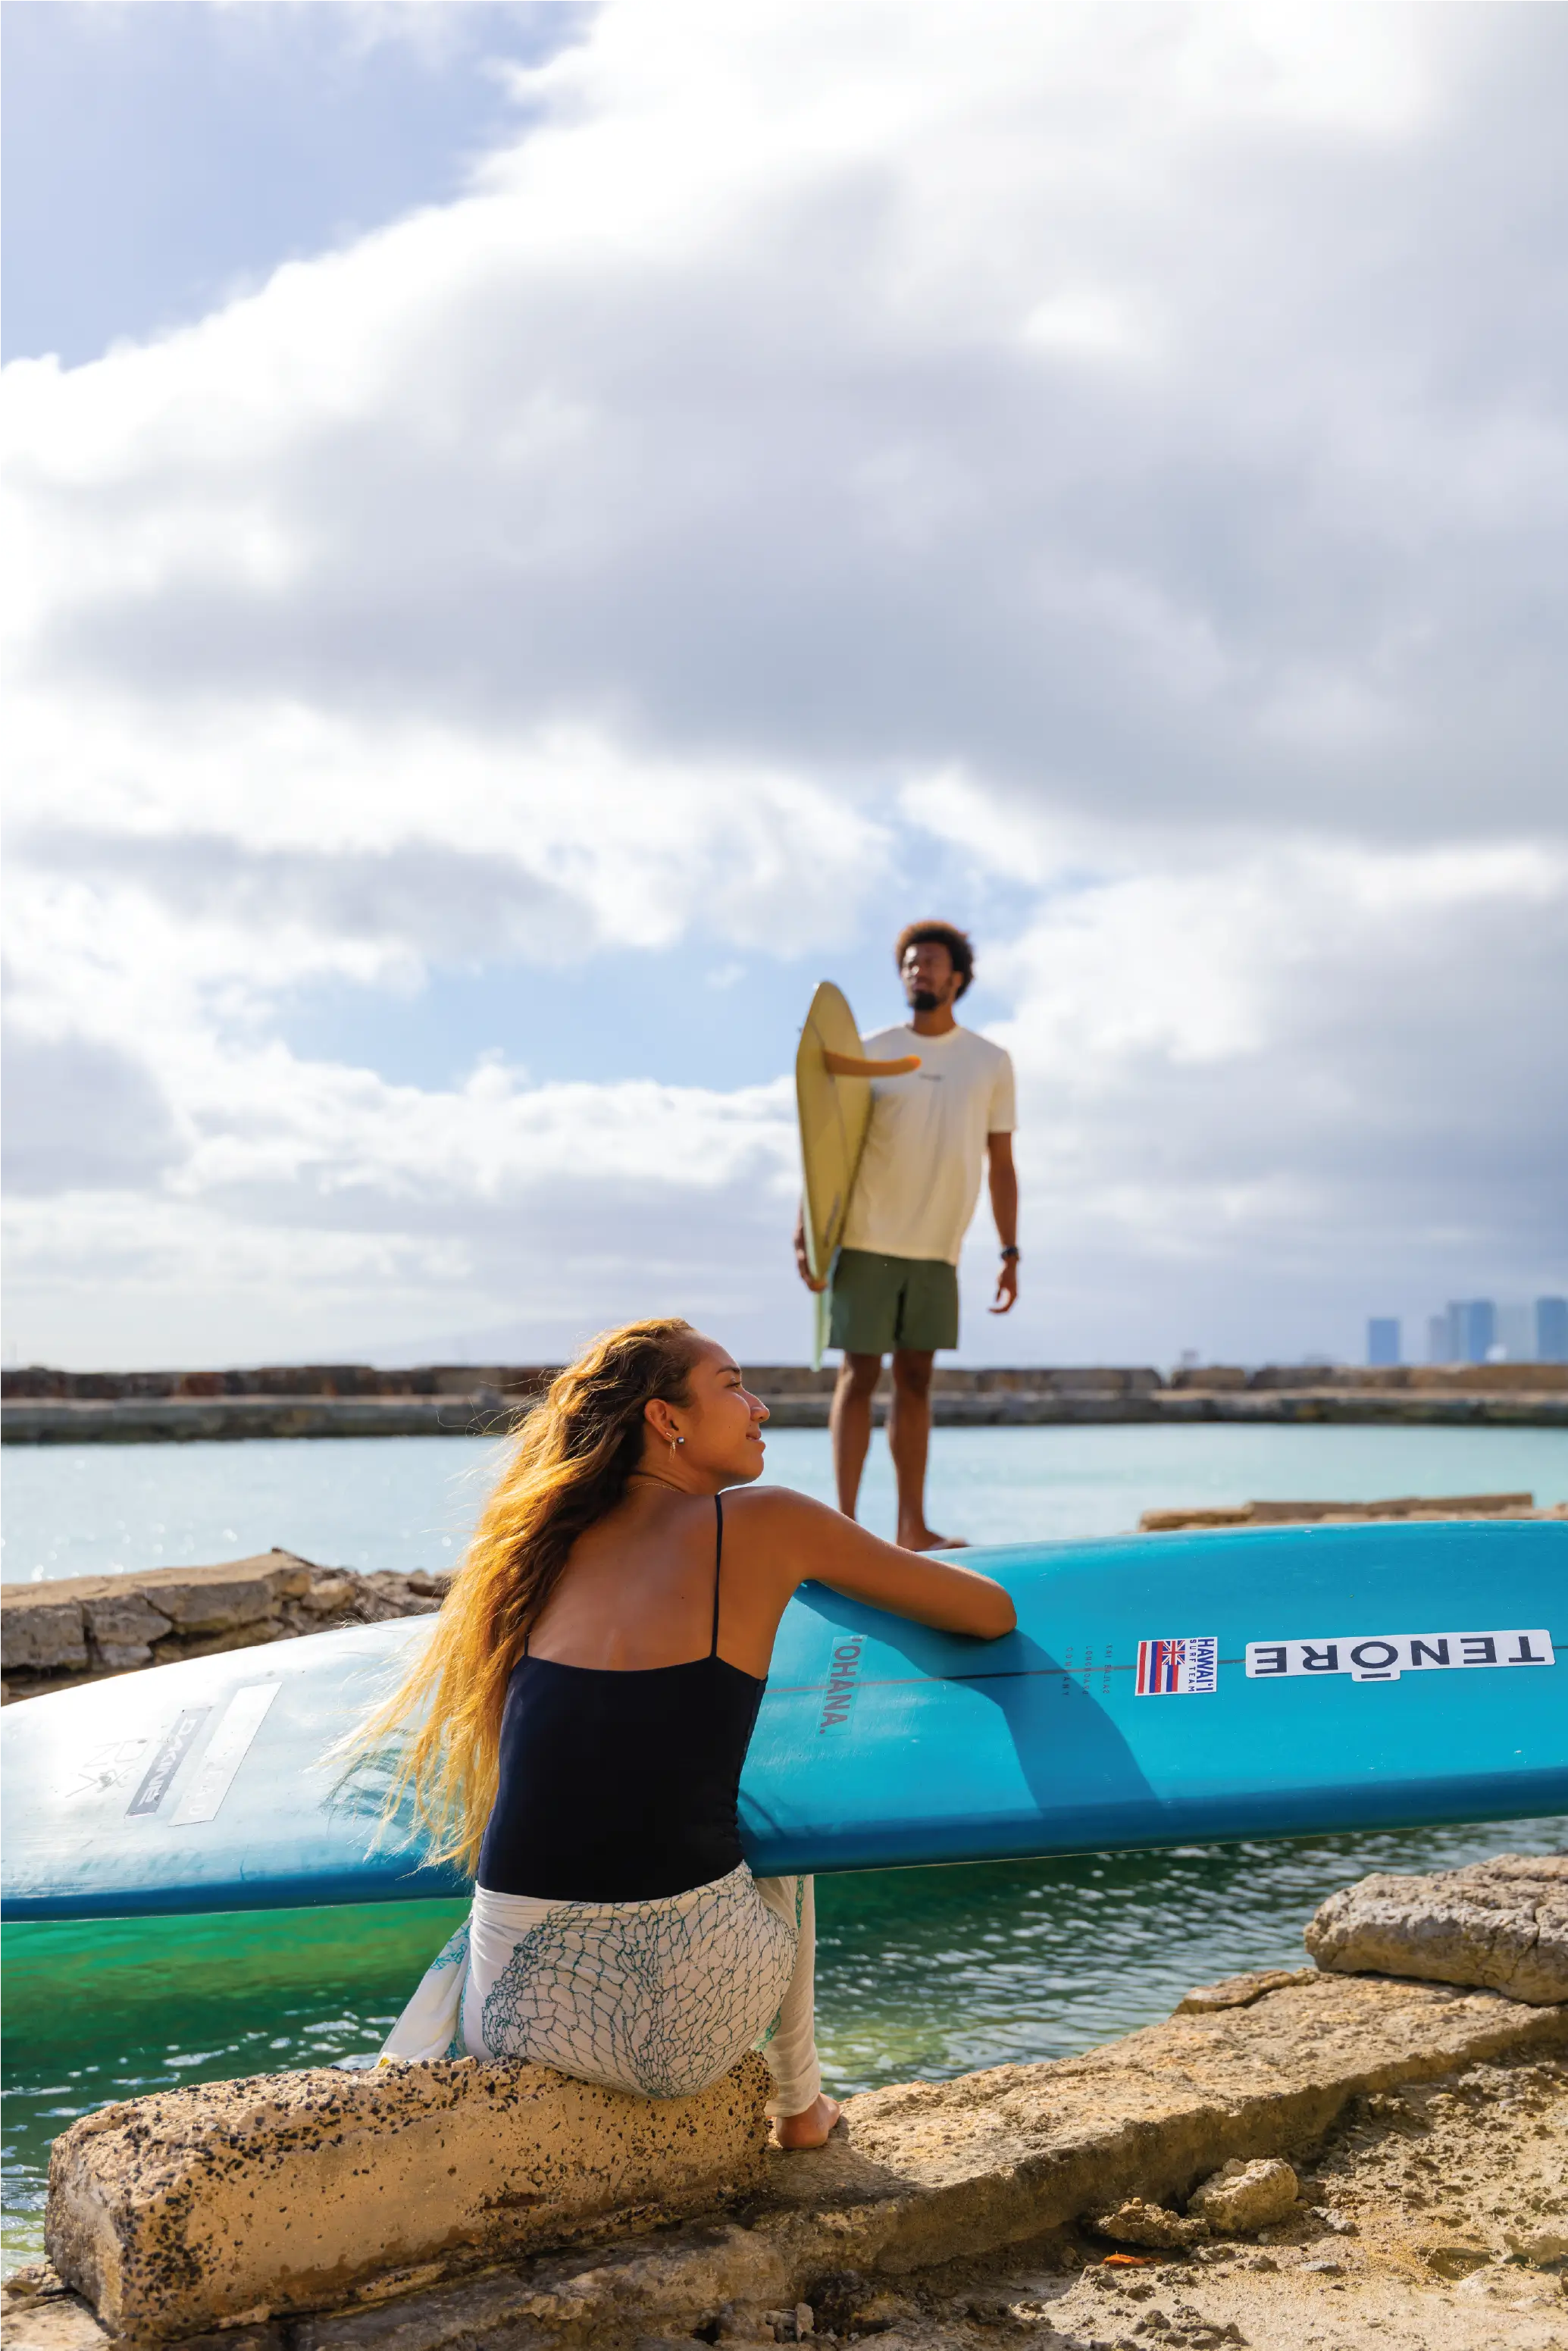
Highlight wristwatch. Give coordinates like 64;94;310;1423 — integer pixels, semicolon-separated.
1000;1246;1020;1261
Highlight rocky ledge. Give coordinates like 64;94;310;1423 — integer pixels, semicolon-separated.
1307;1854;1568;2008
0;1552;449;1704
7;1856;1566;2351
44;2053;774;2343
1138;1492;1565;1533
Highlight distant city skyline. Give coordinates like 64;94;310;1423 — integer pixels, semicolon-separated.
1366;1298;1568;1369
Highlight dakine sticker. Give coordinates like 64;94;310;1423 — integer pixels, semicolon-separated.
1136;1637;1218;1695
127;1707;209;1815
1246;1629;1555;1684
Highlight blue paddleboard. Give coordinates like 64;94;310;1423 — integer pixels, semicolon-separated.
3;1521;1563;1921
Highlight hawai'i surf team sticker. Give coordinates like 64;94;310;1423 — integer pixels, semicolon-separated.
1136;1637;1218;1695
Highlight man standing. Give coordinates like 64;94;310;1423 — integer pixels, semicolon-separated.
793;921;1018;1550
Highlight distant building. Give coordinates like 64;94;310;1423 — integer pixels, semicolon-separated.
1444;1299;1497;1364
1366;1317;1401;1367
1496;1301;1535;1361
1426;1311;1450;1363
1538;1297;1568;1364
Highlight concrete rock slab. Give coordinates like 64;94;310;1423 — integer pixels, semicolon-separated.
130;1559;296;1633
22;1974;1568;2351
1175;1970;1315;2015
1089;2195;1206;2247
311;1974;1562;2351
1306;1853;1568;2005
80;1593;177;1670
2;1595;89;1673
2;1554;449;1701
1188;2156;1299;2230
46;2052;771;2341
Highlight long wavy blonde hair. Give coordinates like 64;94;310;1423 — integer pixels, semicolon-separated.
352;1316;706;1877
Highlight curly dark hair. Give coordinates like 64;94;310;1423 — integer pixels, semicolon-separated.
894;919;975;1000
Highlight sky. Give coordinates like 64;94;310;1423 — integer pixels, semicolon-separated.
4;1;1566;1374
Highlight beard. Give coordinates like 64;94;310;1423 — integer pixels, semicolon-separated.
908;988;941;1013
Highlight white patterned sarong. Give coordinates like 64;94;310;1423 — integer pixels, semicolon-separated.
381;1863;821;2117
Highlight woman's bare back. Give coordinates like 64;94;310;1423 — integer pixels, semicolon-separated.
523;1485;772;1674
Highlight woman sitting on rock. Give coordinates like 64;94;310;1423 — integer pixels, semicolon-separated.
366;1316;1016;2148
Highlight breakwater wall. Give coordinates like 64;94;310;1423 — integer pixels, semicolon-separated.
5;1359;1566;1440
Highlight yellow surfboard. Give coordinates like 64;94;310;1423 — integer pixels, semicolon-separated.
795;982;920;1365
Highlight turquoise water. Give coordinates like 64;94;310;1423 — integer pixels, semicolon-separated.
5;1425;1566;2273
4;1422;1565;1581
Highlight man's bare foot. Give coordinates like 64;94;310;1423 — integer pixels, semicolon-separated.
771;2093;841;2149
897;1528;968;1552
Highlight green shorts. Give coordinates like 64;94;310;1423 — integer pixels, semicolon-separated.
828;1248;959;1356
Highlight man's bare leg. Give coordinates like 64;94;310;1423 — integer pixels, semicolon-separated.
831;1352;883;1519
890;1349;963;1549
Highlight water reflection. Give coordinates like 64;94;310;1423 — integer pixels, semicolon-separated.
817;1814;1568;2086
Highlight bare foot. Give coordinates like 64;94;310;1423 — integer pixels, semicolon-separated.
771;2093;841;2149
897;1528;969;1552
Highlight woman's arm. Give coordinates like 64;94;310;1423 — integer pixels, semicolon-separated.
739;1489;1016;1639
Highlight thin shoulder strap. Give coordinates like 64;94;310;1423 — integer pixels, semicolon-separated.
711;1493;725;1657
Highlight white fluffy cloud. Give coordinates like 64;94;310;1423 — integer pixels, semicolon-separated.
5;0;1565;1366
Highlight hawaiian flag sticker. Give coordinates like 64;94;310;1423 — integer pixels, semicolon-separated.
1136;1636;1219;1695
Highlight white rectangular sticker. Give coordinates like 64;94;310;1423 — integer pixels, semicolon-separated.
171;1683;280;1824
1246;1629;1554;1684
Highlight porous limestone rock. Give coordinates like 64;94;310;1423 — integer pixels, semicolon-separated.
36;1961;1568;2349
80;1593;175;1673
45;2052;771;2341
1505;2224;1568;2266
2;1554;450;1701
1186;2156;1298;2231
1090;2196;1207;2248
125;1557;301;1633
1305;1853;1568;2005
1175;1970;1313;2015
2;1595;89;1673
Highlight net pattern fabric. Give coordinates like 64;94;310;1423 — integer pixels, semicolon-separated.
476;1866;796;2096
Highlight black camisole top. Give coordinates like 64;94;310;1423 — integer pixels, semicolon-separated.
476;1495;766;1902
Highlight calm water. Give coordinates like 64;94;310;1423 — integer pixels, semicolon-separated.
5;1421;1566;1581
5;1424;1566;2271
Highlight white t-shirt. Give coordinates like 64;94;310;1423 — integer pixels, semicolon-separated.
840;1022;1016;1266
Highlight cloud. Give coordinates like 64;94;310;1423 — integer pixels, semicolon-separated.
1019;844;1565;1363
4;0;1566;1366
13;5;1565;837
70;0;555;53
0;1029;183;1197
